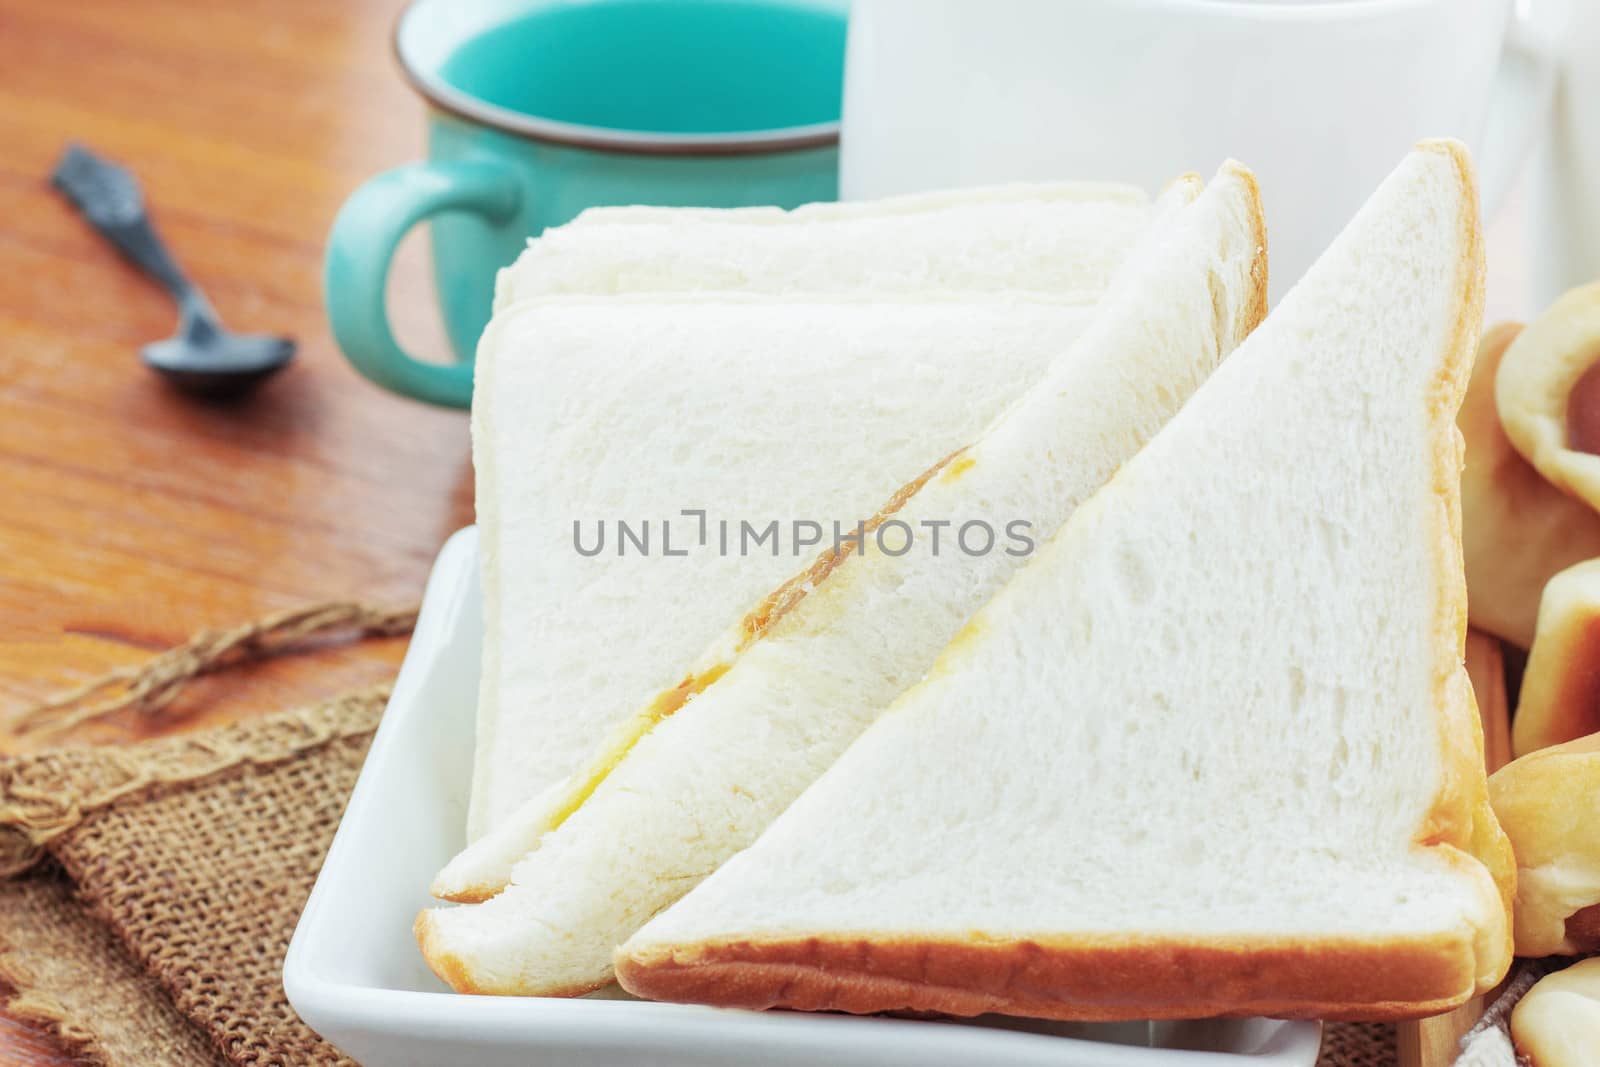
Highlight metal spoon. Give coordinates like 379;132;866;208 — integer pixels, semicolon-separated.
50;143;295;396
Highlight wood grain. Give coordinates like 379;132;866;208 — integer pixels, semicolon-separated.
0;0;469;1060
0;0;469;733
1396;631;1512;1067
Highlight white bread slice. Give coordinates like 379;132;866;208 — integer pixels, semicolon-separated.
417;163;1267;996
615;142;1516;1022
494;183;1148;309
468;184;1161;844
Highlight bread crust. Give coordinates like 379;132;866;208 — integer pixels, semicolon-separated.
616;931;1479;1021
615;142;1513;1022
1410;138;1515;997
1229;159;1270;346
415;911;609;998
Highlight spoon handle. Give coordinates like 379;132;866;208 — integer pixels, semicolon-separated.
51;144;214;319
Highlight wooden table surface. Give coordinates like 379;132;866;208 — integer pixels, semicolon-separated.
0;2;1536;1064
0;0;470;1060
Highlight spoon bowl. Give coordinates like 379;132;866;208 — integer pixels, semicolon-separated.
141;330;296;397
52;144;297;397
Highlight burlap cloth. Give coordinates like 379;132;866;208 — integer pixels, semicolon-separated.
0;609;1538;1066
0;682;385;1066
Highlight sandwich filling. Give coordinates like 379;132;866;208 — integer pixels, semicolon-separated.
535;447;969;840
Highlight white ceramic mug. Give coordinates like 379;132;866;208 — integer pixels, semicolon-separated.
1529;0;1598;309
842;0;1561;297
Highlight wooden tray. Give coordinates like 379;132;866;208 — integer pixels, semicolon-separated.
1396;629;1513;1067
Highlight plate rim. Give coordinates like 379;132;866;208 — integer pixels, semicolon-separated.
282;526;1323;1065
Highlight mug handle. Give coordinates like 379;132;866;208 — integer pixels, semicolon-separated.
325;160;521;408
1478;0;1569;215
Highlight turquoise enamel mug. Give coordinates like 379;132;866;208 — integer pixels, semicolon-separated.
326;0;846;407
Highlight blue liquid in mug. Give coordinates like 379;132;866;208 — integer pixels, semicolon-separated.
441;1;847;135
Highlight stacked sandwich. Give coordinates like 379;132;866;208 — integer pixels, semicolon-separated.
419;141;1515;1022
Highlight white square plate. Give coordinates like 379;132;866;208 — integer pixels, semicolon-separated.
284;527;1323;1066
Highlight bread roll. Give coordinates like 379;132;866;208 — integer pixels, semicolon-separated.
1497;281;1600;509
1512;958;1600;1067
1461;324;1600;648
1515;561;1600;756
1488;733;1600;955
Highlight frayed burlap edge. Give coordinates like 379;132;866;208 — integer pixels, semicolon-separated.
0;867;230;1067
0;684;389;879
0;946;102;1062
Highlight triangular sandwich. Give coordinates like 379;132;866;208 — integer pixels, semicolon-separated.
615;142;1514;1021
